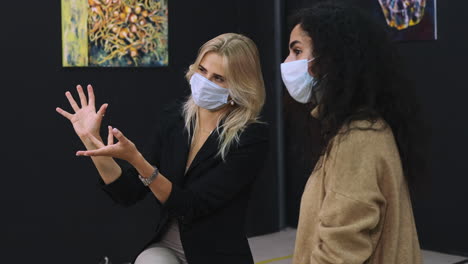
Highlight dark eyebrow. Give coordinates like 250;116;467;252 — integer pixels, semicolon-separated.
289;40;301;49
213;73;225;80
199;64;225;79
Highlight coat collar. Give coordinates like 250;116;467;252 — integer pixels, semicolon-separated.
173;117;223;182
185;128;221;175
171;118;191;185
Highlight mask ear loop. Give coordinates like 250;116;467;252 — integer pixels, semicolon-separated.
308;48;317;63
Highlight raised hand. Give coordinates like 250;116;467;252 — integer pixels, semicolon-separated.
76;126;140;164
56;85;108;141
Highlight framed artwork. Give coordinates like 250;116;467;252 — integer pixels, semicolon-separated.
362;0;437;41
62;0;168;67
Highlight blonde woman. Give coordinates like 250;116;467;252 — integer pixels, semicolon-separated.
56;33;268;264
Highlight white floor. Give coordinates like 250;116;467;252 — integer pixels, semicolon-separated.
248;228;467;264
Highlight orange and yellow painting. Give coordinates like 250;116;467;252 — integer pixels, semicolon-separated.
62;0;168;67
361;0;437;41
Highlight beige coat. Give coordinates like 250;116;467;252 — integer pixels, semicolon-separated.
293;109;422;264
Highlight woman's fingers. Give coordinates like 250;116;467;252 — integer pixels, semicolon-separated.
112;128;127;143
76;147;111;157
55;107;73;120
96;103;108;121
65;91;80;112
76;85;88;108
76;150;88;156
87;85;95;107
107;126;114;145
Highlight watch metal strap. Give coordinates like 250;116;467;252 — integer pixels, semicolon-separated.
138;167;159;186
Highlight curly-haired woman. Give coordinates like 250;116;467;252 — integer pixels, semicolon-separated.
282;2;425;263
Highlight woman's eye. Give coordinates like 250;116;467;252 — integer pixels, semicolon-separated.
215;76;224;82
198;67;206;72
294;49;302;55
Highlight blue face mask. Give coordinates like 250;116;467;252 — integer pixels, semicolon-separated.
280;58;316;104
190;73;231;110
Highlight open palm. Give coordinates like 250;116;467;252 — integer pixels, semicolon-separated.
56;85;108;140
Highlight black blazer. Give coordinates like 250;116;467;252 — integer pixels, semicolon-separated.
100;102;269;264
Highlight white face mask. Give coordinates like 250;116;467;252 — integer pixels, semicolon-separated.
280;58;316;103
190;73;230;110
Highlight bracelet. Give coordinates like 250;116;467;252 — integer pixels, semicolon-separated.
138;166;159;187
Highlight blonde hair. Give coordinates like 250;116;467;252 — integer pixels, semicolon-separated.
183;33;266;159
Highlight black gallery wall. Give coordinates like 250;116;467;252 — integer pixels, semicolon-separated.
284;0;468;257
0;0;281;263
1;0;467;263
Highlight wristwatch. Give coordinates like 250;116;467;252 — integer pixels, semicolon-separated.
138;166;159;186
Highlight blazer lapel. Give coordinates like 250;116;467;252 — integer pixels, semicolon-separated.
171;118;191;186
185;129;220;176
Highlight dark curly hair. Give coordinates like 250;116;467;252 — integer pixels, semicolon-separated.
289;1;427;187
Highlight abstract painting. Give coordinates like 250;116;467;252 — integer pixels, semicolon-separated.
359;0;437;41
62;0;168;67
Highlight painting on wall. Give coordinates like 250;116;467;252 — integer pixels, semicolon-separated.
62;0;168;67
359;0;437;41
